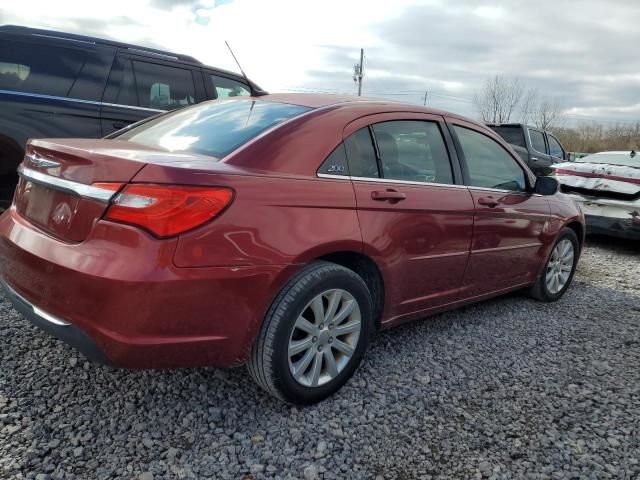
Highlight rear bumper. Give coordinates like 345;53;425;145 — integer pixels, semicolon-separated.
565;194;640;240
0;209;295;368
1;279;110;364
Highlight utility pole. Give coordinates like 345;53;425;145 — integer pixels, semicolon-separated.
423;90;428;106
353;48;364;96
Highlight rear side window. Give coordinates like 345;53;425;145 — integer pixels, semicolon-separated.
454;126;526;192
372;121;453;184
318;143;349;176
529;129;547;154
0;40;86;96
210;75;250;98
344;128;379;178
489;126;526;148
117;100;310;158
132;61;196;110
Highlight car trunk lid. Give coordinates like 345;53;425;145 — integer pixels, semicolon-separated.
14;138;222;243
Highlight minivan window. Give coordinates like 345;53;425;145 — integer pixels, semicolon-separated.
211;75;250;98
117;100;310;158
529;129;547;154
489;125;526;148
344;128;379;178
132;61;196;110
0;40;86;96
454;126;526;192
372;121;453;184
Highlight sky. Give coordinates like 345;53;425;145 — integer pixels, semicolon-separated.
1;0;639;126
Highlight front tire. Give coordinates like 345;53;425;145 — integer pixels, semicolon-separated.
248;261;374;404
529;227;580;302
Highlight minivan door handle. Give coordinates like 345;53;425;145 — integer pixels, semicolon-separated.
477;196;499;208
371;189;407;202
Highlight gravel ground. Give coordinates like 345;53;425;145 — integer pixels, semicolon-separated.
1;236;639;480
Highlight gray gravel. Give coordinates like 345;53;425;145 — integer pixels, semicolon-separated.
1;236;639;480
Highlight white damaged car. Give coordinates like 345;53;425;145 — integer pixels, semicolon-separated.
552;151;640;240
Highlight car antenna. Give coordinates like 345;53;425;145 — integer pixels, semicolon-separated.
225;41;268;97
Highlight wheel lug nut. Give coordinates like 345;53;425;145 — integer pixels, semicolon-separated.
329;324;334;330
312;336;318;342
319;323;324;329
318;345;323;351
328;337;333;343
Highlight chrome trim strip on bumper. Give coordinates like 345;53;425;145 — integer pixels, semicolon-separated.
18;166;118;203
1;280;71;326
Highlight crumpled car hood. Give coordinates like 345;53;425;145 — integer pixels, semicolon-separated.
552;162;640;195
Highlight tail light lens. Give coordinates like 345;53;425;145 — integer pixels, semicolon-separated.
103;184;233;237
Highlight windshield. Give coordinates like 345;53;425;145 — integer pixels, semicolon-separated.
116;100;311;158
576;152;640;167
488;126;526;148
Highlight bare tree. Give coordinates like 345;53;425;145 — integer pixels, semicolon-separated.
533;97;564;130
519;88;538;125
473;75;524;123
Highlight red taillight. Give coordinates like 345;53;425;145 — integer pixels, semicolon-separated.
103;184;233;237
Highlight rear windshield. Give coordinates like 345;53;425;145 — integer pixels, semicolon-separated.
489;126;526;148
116;99;311;158
576;152;640;167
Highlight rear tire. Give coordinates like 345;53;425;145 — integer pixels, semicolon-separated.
248;261;373;404
529;227;579;302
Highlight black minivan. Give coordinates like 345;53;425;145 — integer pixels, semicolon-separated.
0;25;264;208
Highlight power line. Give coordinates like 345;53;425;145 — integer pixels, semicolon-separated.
280;86;640;126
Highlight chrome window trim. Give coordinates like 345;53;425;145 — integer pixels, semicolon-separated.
317;172;468;189
18;166;118;203
527;128;548;157
0;89;164;113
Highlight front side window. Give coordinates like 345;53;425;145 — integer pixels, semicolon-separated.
454;126;526;192
210;75;250;98
372;121;453;184
116;99;310;158
344;128;379;178
548;135;564;158
132;61;196;110
529;128;547;154
0;40;86;96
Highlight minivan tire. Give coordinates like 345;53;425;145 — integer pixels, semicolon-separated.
248;261;374;404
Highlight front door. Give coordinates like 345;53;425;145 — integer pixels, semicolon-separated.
449;121;550;298
344;114;474;324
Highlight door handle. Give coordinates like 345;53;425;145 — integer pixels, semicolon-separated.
530;157;539;161
371;189;407;202
478;196;499;208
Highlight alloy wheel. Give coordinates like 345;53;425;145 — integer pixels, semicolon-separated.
546;239;575;294
288;289;362;387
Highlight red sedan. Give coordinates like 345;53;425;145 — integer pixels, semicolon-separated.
0;94;584;404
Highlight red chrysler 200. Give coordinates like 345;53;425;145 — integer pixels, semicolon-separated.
0;94;584;404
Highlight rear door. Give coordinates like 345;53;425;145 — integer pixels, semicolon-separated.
448;120;550;298
100;55;201;135
344;113;474;322
527;127;553;175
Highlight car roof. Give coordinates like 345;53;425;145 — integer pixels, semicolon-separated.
0;24;254;82
255;93;483;126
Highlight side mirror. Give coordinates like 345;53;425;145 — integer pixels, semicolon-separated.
534;176;559;196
